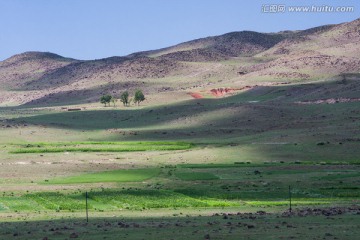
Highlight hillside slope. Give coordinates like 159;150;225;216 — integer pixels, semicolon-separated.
133;31;287;61
0;52;77;89
244;18;360;80
0;18;359;106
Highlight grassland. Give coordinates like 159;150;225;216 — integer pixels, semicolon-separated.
0;163;358;213
1;210;359;240
0;80;359;239
10;141;193;153
47;168;161;184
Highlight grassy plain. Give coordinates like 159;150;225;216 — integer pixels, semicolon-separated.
0;80;359;239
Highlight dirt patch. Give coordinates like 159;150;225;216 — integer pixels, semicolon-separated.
210;86;252;97
188;92;203;99
210;88;235;97
189;86;254;99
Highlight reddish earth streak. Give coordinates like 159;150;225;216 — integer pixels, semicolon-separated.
189;86;253;99
189;92;203;99
210;86;252;97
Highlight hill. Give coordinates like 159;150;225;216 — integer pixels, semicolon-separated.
131;31;287;61
0;18;359;106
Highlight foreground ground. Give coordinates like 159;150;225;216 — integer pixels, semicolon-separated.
1;206;360;240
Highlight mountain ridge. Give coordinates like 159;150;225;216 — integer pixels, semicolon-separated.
0;18;359;106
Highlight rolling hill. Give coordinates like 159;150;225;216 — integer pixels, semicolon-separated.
0;18;359;106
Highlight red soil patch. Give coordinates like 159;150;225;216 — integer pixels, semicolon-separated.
210;86;252;97
189;86;253;99
189;92;203;99
210;88;234;97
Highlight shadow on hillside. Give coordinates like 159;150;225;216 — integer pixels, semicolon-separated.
4;79;360;162
12;89;284;131
7;73;360;109
3;78;357;143
19;80;147;107
17;57;130;91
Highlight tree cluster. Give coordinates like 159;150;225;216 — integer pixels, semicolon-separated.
100;90;145;107
100;94;114;107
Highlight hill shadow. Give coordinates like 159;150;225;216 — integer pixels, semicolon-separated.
11;79;360;142
17;57;130;91
20;81;148;107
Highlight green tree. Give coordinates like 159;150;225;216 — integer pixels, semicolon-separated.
134;89;145;106
100;94;112;107
120;91;129;106
110;96;117;107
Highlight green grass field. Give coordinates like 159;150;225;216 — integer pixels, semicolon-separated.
0;164;358;213
10;141;193;153
47;168;161;184
175;171;219;180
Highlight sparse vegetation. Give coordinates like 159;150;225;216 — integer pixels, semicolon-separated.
10;141;193;154
120;91;130;106
110;96;117;107
100;94;113;107
134;89;145;106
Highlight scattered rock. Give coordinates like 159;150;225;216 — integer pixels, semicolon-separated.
247;224;255;229
69;232;78;238
254;170;261;175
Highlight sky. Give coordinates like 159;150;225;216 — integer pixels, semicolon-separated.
0;0;359;60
